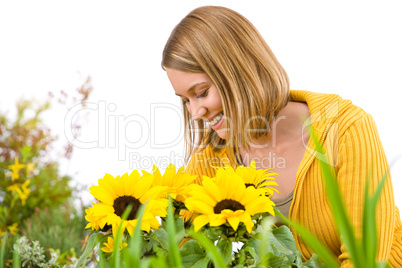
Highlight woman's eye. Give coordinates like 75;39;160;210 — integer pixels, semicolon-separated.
196;89;209;98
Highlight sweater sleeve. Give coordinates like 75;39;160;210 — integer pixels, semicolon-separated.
336;113;395;266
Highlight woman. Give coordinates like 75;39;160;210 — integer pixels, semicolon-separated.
161;6;402;266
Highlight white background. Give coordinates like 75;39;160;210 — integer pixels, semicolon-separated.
1;1;401;208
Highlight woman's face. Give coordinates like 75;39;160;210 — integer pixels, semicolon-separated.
166;68;227;139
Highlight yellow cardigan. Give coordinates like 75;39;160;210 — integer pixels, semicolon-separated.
185;90;402;267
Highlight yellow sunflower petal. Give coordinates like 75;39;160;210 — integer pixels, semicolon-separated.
258;181;279;187
227;216;240;231
209;217;226;227
185;198;214;214
238;212;254;233
139;186;166;203
202;178;222;201
151;165;163;186
133;174;154;199
163;164;177;186
238;187;260;206
190;188;217;207
193;215;210;231
89;186;115;205
246;197;275;216
119;173;134;196
129;169;141;180
99;173;122;198
114;174;127;196
91;203;114;217
125;220;138;236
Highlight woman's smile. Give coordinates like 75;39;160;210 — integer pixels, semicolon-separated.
165;68;227;139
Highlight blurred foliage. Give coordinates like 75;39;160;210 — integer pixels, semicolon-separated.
0;76;93;265
23;205;87;255
21;204;90;266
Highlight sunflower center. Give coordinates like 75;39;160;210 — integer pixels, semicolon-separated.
245;183;255;188
113;196;141;220
214;199;245;214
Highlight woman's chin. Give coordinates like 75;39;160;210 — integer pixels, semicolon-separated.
216;129;226;140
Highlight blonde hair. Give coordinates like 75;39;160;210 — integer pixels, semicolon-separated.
162;6;289;163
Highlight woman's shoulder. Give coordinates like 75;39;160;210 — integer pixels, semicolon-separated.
290;90;370;132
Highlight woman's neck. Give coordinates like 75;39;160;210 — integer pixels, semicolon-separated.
246;101;310;150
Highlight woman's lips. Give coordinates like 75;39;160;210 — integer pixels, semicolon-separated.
211;116;224;130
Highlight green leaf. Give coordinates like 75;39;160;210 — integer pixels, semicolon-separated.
12;236;20;268
166;196;183;268
274;208;339;268
310;130;364;268
147;246;168;268
192;256;211;268
303;253;326;268
75;233;106;268
254;216;273;267
143;238;159;254
150;255;168;268
244;245;257;261
111;204;133;267
270;226;300;260
363;174;387;267
189;230;227;268
204;226;223;240
139;257;152;268
0;233;6;268
154;228;170;250
216;239;232;265
126;202;147;268
179;240;206;267
375;261;391;268
175;217;186;245
259;252;291;268
248;225;300;265
97;250;108;268
234;246;246;266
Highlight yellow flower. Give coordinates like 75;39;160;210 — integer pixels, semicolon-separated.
8;158;25;181
7;179;30;205
101;236;128;253
233;160;278;197
8;223;18;235
25;162;36;176
185;166;275;233
148;164;197;202
85;203;107;231
89;171;168;237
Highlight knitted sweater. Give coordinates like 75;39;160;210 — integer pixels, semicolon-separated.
186;90;402;267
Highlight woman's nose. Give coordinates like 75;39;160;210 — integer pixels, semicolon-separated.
190;106;207;121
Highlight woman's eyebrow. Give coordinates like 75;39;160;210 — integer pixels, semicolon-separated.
175;82;208;96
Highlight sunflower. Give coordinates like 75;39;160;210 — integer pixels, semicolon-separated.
101;236;128;253
146;164;197;202
85;203;107;231
185;166;275;233
89;171;168;237
233;160;278;197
